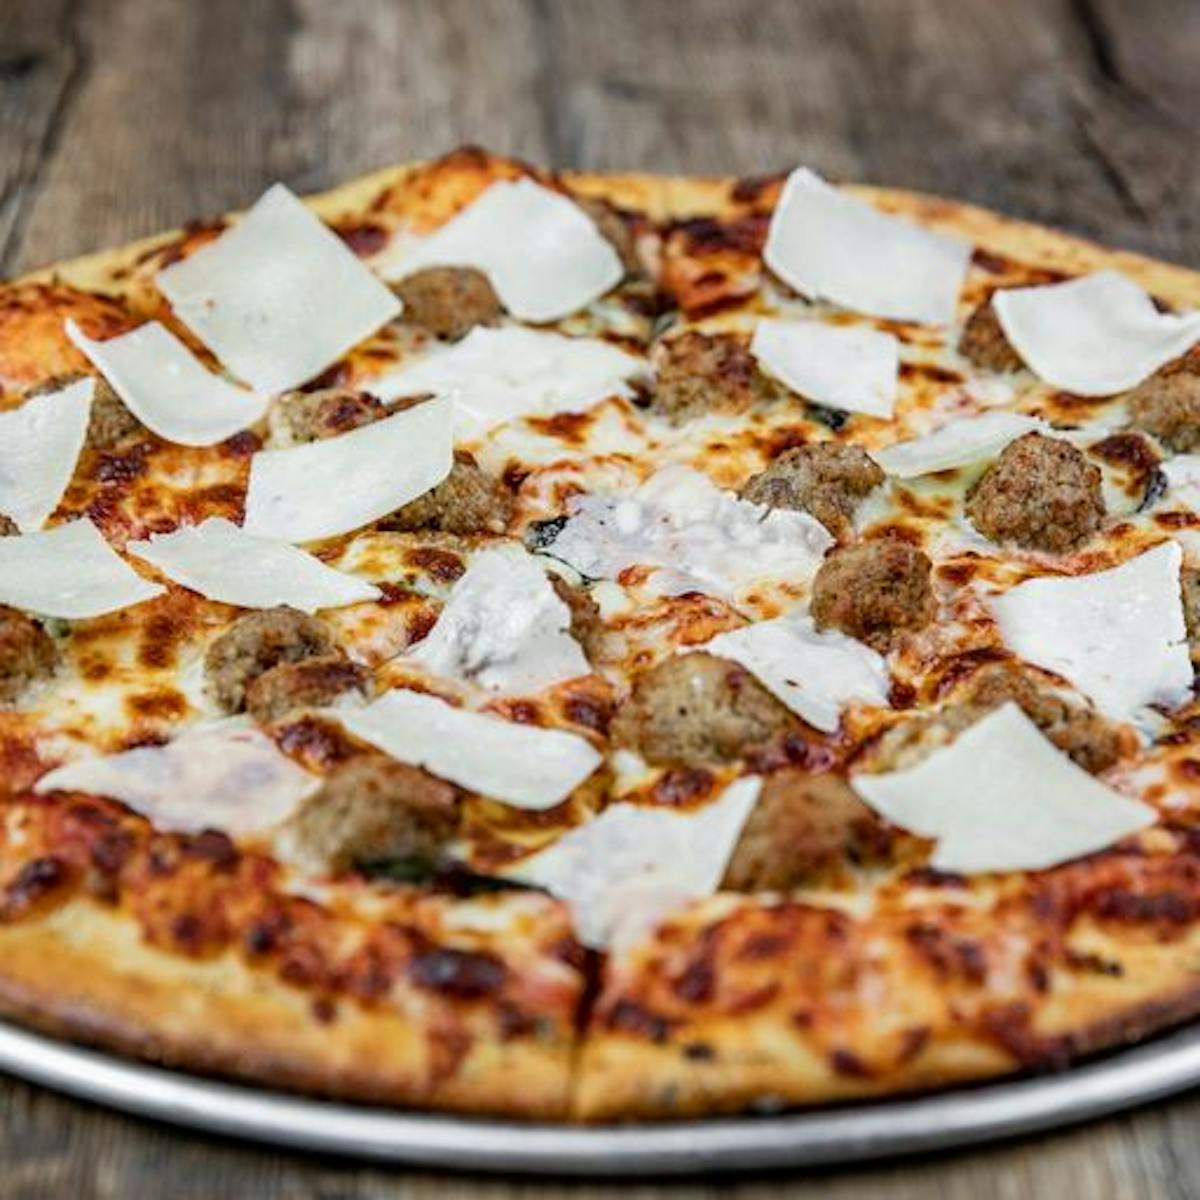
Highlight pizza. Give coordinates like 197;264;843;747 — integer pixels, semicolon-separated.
2;147;1200;1124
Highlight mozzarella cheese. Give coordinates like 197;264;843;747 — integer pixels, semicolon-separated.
0;379;91;530
987;541;1191;721
875;411;1047;478
404;544;589;693
0;520;162;619
126;518;380;612
379;178;623;321
66;320;268;447
698;614;889;733
751;318;898;419
763;168;971;325
993;270;1200;396
372;327;643;436
36;720;319;836
852;703;1154;873
539;465;832;600
241;396;453;543
510;776;761;949
333;688;601;810
156;183;400;393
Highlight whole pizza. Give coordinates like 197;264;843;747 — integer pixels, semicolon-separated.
2;146;1200;1122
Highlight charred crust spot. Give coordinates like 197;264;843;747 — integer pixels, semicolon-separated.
3;856;71;919
605;998;673;1043
830;1048;873;1078
652;767;717;808
408;947;507;999
406;546;466;583
906;922;988;984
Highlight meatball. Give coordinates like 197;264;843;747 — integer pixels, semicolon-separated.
0;605;57;704
614;651;792;767
285;753;459;874
28;372;141;448
650;331;777;424
1126;358;1200;452
965;432;1104;553
550;575;604;661
392;266;503;341
578;197;642;277
957;299;1023;373
269;387;385;447
244;654;371;724
811;539;935;649
722;770;884;891
0;514;18;537
204;606;336;713
740;443;884;536
379;450;513;535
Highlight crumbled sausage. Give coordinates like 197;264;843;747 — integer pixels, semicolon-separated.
0;514;18;537
1126;358;1200;452
578;196;642;277
811;539;935;650
204;606;336;713
740;443;884;536
614;651;793;767
1182;567;1200;661
722;770;884;891
269;388;385;447
28;372;141;448
957;299;1023;373
650;331;778;424
379;450;513;535
285;753;459;874
0;605;57;704
392;266;503;341
550;575;604;661
244;655;371;724
966;432;1104;553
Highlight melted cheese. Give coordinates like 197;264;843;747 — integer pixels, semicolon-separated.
242;396;453;543
404;544;589;693
0;379;91;530
875;411;1047;478
126;518;380;612
852;703;1154;873
156;183;400;392
764;168;971;324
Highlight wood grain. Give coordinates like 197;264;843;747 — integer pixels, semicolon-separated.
1;0;1200;1195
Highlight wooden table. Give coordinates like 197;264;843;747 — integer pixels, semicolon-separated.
2;0;1200;1194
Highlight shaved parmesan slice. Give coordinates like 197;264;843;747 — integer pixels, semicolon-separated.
699;614;889;733
1162;455;1200;508
0;520;162;619
875;411;1047;478
852;703;1154;873
992;271;1200;397
333;689;600;810
538;465;833;599
373;327;643;437
126;518;379;612
404;544;588;693
380;178;622;321
511;776;761;948
764;168;971;325
36;721;318;836
0;379;91;530
242;396;453;543
988;541;1191;720
156;183;400;393
66;320;267;446
751;318;898;419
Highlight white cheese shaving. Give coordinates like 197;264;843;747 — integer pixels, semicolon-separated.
763;168;971;325
750;318;898;419
242;396;453;543
65;320;268;447
987;541;1191;721
0;520;162;619
1162;454;1200;509
379;178;623;321
156;183;400;393
35;721;319;836
333;689;601;811
404;544;588;693
875;411;1047;478
852;703;1154;873
0;379;91;530
699;613;889;733
992;271;1200;397
126;518;380;612
510;776;761;949
372;327;643;437
539;464;833;599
